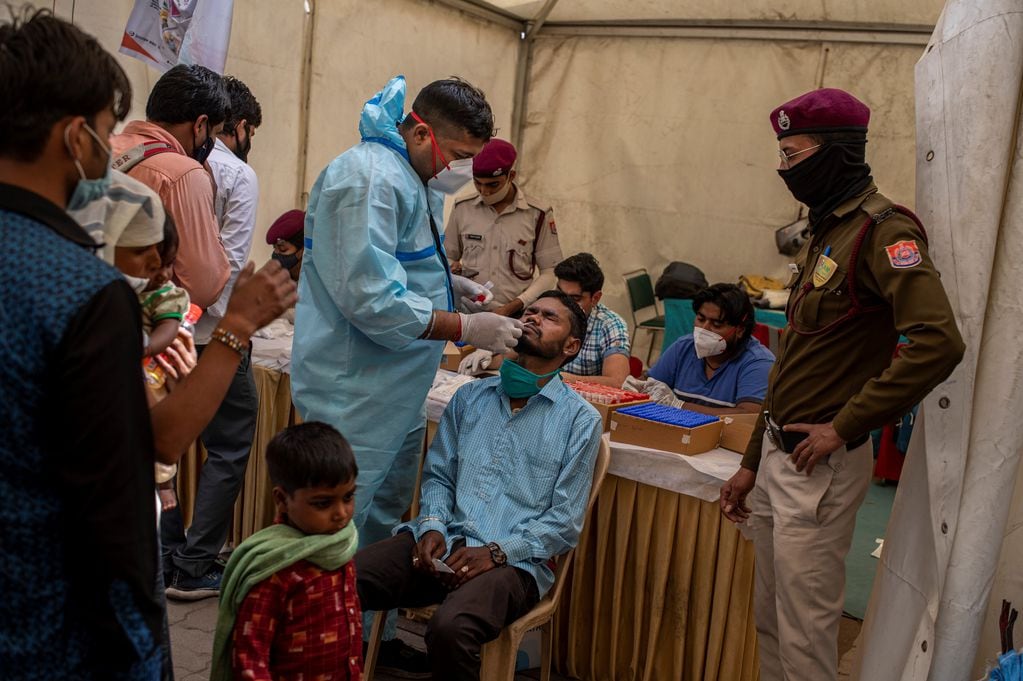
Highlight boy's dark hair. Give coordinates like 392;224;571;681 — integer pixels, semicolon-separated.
406;77;494;142
266;422;358;494
222;75;262;130
158;213;179;265
555;252;605;294
0;6;132;162
145;64;230;127
536;289;589;363
692;283;756;343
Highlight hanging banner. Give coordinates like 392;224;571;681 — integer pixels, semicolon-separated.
119;0;234;74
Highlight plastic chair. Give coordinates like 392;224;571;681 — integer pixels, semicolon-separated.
363;438;613;681
622;268;665;365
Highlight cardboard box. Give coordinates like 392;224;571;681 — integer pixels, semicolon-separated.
719;413;759;454
439;342;475;372
609;410;724;455
587;398;651;432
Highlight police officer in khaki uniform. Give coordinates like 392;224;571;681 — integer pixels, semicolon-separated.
719;89;965;681
445;138;563;317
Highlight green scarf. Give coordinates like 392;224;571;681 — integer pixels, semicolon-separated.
209;521;359;681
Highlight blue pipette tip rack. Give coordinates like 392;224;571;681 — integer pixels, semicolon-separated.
615;403;720;429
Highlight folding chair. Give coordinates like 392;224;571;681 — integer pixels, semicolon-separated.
622;268;665;365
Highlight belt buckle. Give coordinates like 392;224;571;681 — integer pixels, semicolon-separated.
764;411;782;449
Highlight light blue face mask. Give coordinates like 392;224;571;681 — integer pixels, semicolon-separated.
65;122;113;211
499;359;560;399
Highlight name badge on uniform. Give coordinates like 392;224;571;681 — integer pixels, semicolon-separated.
466;234;483;241
812;254;838;288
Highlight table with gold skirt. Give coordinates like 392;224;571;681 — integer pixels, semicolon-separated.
553;471;759;681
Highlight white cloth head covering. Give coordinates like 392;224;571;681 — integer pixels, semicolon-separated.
68;169;166;264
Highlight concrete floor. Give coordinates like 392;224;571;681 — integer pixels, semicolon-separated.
168;597;861;680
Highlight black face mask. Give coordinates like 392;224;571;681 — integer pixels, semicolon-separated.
272;251;301;271
234;126;252;163
192;129;216;165
777;140;873;226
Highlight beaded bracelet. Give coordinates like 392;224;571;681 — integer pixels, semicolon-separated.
211;327;246;356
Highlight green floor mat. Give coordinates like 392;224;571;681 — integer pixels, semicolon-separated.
844;480;897;619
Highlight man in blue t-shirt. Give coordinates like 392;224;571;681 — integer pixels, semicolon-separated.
647;283;774;414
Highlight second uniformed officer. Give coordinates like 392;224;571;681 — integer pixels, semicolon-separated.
445;138;563;317
719;89;965;681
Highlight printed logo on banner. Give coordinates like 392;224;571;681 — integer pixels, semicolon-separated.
885;240;922;269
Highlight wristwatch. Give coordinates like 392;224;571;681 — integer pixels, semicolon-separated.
486;542;507;566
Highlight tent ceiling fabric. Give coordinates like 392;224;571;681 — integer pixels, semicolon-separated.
471;0;944;26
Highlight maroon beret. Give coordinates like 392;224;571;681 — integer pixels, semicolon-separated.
266;209;306;245
770;88;870;139
473;138;517;178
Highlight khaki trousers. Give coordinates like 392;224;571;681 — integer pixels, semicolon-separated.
749;433;873;681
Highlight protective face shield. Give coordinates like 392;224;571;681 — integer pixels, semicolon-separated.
65;122;113;211
693;326;729;359
480;177;512;205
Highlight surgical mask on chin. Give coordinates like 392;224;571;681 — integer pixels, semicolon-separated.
428;158;474;195
499;359;560;399
272;251;301;271
481;179;512;206
693;327;727;359
65;122;113;211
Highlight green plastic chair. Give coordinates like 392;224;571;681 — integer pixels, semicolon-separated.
622;268;665;365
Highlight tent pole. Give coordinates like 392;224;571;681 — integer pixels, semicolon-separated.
428;0;525;31
510;36;531;150
296;0;317;209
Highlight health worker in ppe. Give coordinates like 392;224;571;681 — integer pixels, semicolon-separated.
291;75;521;648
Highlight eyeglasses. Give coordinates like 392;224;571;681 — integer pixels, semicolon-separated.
777;144;822;169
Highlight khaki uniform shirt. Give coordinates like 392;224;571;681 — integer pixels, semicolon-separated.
742;184;965;471
445;185;563;307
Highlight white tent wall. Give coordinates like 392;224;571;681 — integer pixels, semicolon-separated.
518;33;924;322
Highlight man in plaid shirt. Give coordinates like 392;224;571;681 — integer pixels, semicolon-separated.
555;253;632;387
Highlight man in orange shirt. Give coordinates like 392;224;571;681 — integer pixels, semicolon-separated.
111;64;230;309
112;65;235;599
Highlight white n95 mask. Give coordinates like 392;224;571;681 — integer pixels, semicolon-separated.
693;327;727;359
428;158;474;194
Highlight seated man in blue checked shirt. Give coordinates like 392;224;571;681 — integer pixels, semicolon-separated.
356;290;603;681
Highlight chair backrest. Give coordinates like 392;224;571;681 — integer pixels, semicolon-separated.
544;437;612;606
622;269;662;327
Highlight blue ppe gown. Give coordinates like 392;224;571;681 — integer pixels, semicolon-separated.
292;76;452;563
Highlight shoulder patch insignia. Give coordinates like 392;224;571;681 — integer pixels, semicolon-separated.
885;240;922;269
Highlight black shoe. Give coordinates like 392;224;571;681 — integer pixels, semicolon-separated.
374;638;431;679
165;567;223;601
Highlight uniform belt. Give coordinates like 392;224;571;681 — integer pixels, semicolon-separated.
764;412;870;454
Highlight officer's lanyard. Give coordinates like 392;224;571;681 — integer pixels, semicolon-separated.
427;209;455;312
